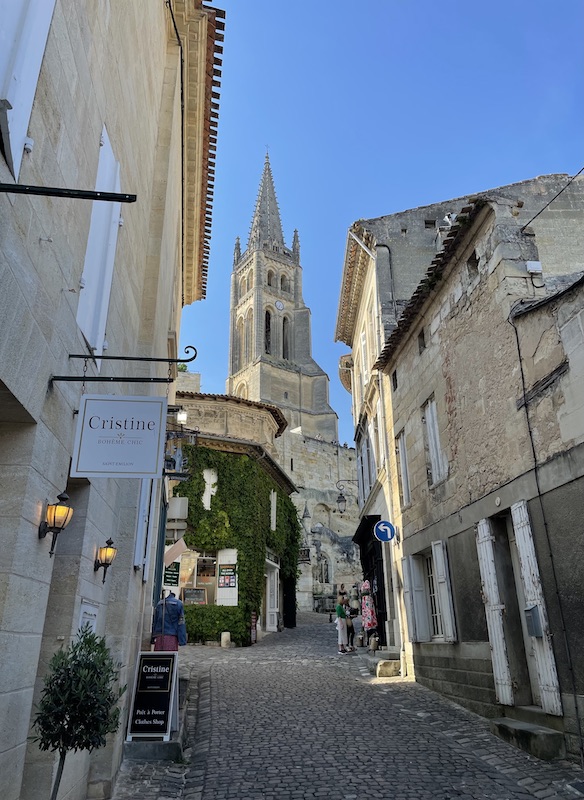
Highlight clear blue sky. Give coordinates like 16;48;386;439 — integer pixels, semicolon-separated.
180;0;584;445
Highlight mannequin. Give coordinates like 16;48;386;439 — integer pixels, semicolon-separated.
152;591;187;651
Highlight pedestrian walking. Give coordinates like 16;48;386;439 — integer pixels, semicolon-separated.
335;594;349;654
345;597;356;651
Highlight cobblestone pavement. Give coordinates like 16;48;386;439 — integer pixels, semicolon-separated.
112;613;584;800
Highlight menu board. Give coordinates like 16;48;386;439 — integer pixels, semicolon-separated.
182;587;207;606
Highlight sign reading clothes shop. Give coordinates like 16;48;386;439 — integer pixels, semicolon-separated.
71;395;167;478
127;652;178;742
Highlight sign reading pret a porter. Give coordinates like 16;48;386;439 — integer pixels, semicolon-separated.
127;653;178;741
71;395;167;478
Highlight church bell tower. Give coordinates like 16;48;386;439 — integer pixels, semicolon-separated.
226;154;338;441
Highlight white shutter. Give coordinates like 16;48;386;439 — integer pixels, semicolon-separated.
76;126;121;355
476;518;514;706
431;540;457;642
426;399;448;482
411;556;431;642
511;501;562;716
0;0;56;177
401;556;417;642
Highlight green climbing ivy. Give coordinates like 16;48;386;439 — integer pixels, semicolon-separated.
174;445;301;638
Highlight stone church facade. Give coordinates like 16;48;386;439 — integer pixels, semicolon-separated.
225;156;361;611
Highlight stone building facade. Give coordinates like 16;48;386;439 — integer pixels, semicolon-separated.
225;156;361;611
336;173;584;759
172;375;298;633
0;3;224;798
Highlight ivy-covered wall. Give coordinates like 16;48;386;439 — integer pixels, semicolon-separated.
173;445;301;624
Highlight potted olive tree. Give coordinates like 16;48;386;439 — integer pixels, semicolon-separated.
32;626;126;800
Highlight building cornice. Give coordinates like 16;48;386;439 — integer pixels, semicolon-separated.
173;1;225;304
335;223;376;346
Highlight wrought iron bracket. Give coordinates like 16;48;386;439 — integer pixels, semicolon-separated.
50;346;197;385
0;182;136;203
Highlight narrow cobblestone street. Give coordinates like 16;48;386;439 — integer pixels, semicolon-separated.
112;614;584;800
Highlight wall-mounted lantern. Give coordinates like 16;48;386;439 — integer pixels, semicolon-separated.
38;492;74;556
94;538;118;583
335;479;358;514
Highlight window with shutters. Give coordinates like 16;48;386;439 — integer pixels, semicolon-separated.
360;330;368;384
0;0;56;178
402;541;457;643
395;429;411;507
76;126;121;356
422;396;448;485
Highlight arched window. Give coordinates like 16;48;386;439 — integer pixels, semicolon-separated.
235;317;244;372
245;308;253;363
267;270;274;287
235;382;247;399
264;310;272;354
282;317;290;360
246;272;252;292
239;276;246;297
281;274;289;292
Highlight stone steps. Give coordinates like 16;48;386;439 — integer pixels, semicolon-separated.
490;717;566;761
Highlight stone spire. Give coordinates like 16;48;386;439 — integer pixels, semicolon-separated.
247;153;285;251
233;236;241;266
292;229;300;263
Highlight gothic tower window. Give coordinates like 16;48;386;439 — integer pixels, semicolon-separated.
245;308;253;363
264;310;272;354
267;270;274;287
239;275;246;298
281;273;289;292
282;317;290;360
235;317;244;372
246;272;253;292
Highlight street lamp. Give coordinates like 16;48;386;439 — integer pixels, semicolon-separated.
38;492;74;556
335;479;358;514
94;539;118;583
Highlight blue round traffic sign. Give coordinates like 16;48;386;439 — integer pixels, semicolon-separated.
373;520;395;542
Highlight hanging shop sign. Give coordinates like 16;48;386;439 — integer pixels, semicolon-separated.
71;395;167;478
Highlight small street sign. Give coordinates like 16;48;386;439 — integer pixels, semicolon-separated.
373;520;395;542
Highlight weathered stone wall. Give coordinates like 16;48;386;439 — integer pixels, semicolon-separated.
378;185;584;757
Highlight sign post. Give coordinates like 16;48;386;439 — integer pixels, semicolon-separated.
373;520;396;543
126;652;178;742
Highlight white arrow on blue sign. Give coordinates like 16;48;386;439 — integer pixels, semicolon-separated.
373;520;395;542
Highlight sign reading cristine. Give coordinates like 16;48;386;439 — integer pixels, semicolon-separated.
71;395;167;478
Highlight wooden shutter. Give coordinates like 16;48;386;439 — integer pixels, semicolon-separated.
431;541;457;642
511;501;562;716
402;556;431;643
476;518;514;706
0;0;56;177
76;125;121;355
401;556;417;642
